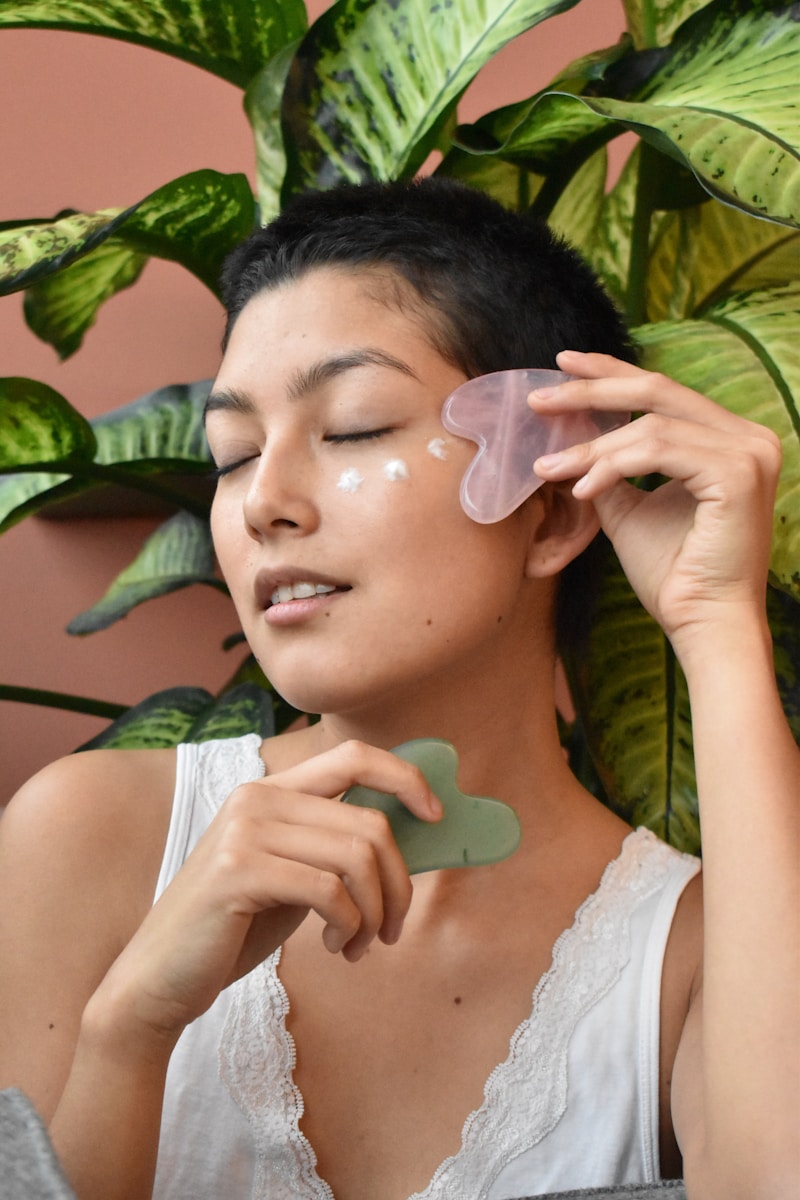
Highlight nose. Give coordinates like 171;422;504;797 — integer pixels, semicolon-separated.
242;440;320;539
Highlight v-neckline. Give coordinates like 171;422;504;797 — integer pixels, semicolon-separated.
218;826;680;1199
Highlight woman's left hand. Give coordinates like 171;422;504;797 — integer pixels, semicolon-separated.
529;350;782;657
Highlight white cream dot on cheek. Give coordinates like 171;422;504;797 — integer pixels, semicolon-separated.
427;437;449;460
337;468;365;493
383;459;410;481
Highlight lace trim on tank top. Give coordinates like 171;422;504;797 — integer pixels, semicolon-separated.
218;825;681;1200
195;733;266;824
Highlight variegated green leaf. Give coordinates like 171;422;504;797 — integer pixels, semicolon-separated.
76;682;275;750
281;0;582;195
89;379;213;469
0;377;96;468
636;285;800;598
120;170;256;293
435;147;544;212
548;147;608;257
67;511;223;635
76;686;216;750
565;544;699;851
0;209;130;296
0;0;307;88
646;198;800;321
0;171;255;300
245;41;301;223
622;0;713;49
185;683;276;744
24;238;147;360
487;1;800;227
583;144;640;309
0;379;212;532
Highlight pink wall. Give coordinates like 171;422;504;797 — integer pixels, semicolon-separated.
0;0;625;804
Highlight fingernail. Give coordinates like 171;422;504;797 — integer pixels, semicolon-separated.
532;387;556;400
535;452;562;469
429;793;444;820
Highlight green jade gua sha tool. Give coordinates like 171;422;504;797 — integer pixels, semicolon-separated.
342;738;521;875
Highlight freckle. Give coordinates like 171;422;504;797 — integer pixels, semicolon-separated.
383;458;409;481
49;1023;55;1030
426;618;433;626
454;996;462;1005
497;615;503;623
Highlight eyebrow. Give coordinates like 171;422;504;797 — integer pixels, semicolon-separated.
203;348;419;424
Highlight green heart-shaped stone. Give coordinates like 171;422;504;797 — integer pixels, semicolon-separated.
342;738;521;875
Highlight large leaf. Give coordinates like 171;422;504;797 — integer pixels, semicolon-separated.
245;40;301;222
0;170;255;300
646;198;800;321
547;147;608;258
0;0;307;88
565;544;699;851
621;0;713;49
0;209;130;296
281;0;582;195
67;511;224;635
486;0;800;227
0;377;97;469
635;285;800;598
76;683;275;750
0;379;212;532
436;147;544;212
24;238;147;360
185;683;276;744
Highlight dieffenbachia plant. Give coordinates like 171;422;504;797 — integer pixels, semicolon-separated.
1;0;798;850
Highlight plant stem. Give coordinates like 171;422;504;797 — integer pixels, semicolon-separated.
0;684;128;719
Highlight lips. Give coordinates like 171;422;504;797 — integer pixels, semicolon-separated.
255;568;351;610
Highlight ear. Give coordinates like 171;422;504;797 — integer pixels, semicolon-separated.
522;480;600;579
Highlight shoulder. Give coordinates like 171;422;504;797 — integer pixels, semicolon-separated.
1;746;180;935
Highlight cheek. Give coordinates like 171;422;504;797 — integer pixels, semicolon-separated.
326;437;468;521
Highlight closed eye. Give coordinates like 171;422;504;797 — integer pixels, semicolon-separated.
324;427;395;445
211;456;256;479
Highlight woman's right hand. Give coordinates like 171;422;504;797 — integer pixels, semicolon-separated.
90;740;441;1053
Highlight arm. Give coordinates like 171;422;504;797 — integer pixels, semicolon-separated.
531;351;800;1199
0;740;440;1200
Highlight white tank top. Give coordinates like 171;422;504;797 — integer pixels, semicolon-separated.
152;735;700;1200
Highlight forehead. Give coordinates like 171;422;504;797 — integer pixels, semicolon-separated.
220;266;449;375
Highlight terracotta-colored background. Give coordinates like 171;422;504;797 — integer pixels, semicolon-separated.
1;0;626;805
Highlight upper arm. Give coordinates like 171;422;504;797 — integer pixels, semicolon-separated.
0;748;175;1120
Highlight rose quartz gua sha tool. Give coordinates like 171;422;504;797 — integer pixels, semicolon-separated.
342;739;521;874
441;369;628;523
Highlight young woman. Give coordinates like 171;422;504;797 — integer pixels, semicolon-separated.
1;179;797;1200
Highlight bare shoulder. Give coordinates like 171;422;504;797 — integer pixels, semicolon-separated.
2;746;177;910
0;746;178;1116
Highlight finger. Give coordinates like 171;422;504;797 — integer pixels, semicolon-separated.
264;739;442;820
248;810;413;951
531;351;776;443
534;412;781;496
222;784;414;945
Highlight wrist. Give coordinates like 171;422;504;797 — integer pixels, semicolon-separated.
668;599;773;681
81;968;183;1075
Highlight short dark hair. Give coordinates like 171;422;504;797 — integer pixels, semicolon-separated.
221;177;635;374
220;177;635;653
